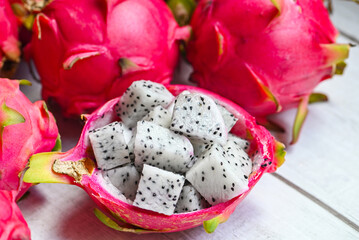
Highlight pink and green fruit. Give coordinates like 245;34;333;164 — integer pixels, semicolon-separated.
23;81;285;233
0;190;31;240
0;0;21;77
0;78;60;198
1;78;60;239
187;0;350;143
26;0;190;117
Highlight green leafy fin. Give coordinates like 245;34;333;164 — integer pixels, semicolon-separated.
23;152;75;184
203;214;229;233
118;58;140;76
167;0;196;26
291;96;309;144
309;93;328;104
270;0;282;16
63;51;102;70
274;140;286;168
256;117;285;133
18;79;32;86
51;134;62;152
93;208;157;234
0;102;25;146
321;43;350;74
214;23;225;60
245;64;282;113
334;61;347;75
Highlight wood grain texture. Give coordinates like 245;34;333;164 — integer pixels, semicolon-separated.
331;0;359;41
18;174;359;240
269;36;359;227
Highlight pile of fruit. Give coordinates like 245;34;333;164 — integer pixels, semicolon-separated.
0;0;350;237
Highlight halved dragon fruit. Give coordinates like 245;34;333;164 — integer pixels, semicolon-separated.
23;81;285;233
0;78;60;239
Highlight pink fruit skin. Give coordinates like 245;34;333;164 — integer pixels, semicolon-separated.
0;0;20;70
187;0;347;118
26;0;190;117
0;78;59;200
24;84;284;232
0;190;30;240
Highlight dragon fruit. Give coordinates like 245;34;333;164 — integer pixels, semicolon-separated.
224;134;252;178
25;0;190;117
187;0;350;143
115;80;175;128
142;105;174;128
134;120;194;173
0;78;59;198
23;81;285;233
133;164;185;215
170;92;228;145
186;143;249;205
0;78;59;239
174;184;209;213
0;0;21;77
104;163;140;201
0;190;31;240
88;121;131;171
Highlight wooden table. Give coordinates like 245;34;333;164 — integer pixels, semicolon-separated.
17;1;359;239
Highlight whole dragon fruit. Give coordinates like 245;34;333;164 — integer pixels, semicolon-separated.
25;0;190;117
0;78;60;198
0;0;21;77
186;0;350;143
23;81;285;233
0;78;60;239
0;190;31;240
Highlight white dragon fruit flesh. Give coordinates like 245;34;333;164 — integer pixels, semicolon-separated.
170;92;228;145
225;134;252;177
175;184;210;214
104;163;140;201
89;122;131;170
133;164;185;215
142;105;173;128
134;120;194;173
216;103;238;132
186;144;249;205
227;134;250;152
115;80;175;128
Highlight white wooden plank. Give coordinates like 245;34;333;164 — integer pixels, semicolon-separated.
331;0;359;41
268;35;359;226
17;184;170;240
18;174;359;240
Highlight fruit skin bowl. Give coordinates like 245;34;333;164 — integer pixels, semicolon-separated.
23;84;285;233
